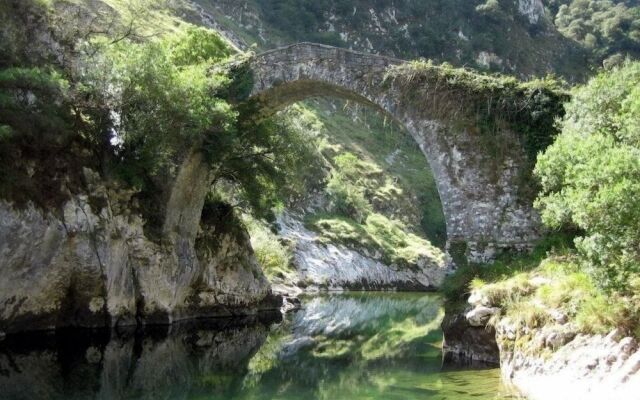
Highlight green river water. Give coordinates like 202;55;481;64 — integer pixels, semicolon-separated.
0;292;522;400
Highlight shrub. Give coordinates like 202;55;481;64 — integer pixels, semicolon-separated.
326;174;372;223
244;216;294;281
535;61;640;290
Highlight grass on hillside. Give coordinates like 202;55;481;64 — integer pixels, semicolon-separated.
304;99;447;247
243;214;296;281
305;212;444;270
480;257;640;338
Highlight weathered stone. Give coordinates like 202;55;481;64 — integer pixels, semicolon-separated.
466;306;500;327
248;43;545;262
549;309;568;324
275;212;449;291
0;171;277;333
497;319;640;400
442;310;500;365
544;328;576;350
530;276;552;287
468;291;490;307
517;0;545;24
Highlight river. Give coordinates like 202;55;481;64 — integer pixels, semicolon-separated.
0;293;521;399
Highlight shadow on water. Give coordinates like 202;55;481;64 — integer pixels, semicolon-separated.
0;293;522;400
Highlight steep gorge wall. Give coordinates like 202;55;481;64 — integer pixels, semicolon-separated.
274;212;448;293
0;168;280;334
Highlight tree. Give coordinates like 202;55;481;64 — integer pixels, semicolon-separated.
554;0;640;62
534;61;640;290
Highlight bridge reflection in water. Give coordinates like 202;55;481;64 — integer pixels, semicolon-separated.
0;293;521;400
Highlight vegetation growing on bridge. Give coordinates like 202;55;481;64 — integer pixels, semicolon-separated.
386;60;568;163
385;60;568;200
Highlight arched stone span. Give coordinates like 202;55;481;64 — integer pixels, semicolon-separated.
249;43;544;262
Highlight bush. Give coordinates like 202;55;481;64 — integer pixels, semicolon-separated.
555;0;640;61
326;175;372;223
534;61;640;290
244;216;294;281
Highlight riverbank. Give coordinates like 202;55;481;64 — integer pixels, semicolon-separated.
442;249;640;400
505;330;640;400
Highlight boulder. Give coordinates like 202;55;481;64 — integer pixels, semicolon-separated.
466;306;500;327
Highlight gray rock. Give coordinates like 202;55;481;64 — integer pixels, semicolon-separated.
499;322;640;400
466;306;500;327
275;212;449;291
468;290;490;307
530;276;552;287
442;310;500;365
544;329;576;350
549;309;568;324
0;167;273;333
517;0;545;24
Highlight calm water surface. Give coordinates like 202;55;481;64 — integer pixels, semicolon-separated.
0;293;521;399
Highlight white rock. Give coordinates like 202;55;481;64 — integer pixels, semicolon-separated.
530;276;551;287
274;212;449;290
518;0;545;24
466;306;500;327
468;291;489;307
549;309;568;324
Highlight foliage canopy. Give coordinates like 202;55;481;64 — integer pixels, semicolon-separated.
535;61;640;290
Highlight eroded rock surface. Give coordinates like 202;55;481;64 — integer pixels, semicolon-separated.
275;212;448;292
501;328;640;400
0;169;279;334
441;309;500;365
447;286;640;399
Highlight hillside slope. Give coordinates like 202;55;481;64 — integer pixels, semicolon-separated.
195;0;592;80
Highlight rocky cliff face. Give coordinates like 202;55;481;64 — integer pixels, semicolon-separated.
274;213;448;294
441;310;500;365
0;168;280;334
500;329;640;400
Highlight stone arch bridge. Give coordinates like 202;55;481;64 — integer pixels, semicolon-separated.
168;43;558;263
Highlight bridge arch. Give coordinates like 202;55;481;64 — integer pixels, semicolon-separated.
249;43;547;262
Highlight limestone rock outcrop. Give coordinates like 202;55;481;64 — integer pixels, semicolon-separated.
274;212;449;292
500;326;640;400
445;285;640;399
0;169;279;334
